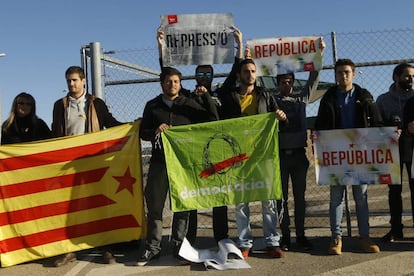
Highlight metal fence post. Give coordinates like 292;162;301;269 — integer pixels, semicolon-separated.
90;42;103;99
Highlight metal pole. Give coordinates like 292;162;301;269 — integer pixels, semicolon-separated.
0;53;5;142
90;42;103;99
80;46;89;92
331;32;338;63
330;32;352;237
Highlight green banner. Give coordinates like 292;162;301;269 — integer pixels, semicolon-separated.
162;113;282;212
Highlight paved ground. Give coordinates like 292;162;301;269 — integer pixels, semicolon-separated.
2;215;414;276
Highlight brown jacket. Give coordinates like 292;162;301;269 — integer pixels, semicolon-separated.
52;93;122;137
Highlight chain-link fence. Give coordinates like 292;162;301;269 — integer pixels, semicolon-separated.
95;28;414;236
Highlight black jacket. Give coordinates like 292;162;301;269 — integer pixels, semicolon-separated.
140;93;218;163
219;85;280;119
217;57;280;119
315;84;382;130
1;116;52;145
402;96;414;162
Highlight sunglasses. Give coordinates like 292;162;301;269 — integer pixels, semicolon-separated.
17;102;32;106
196;72;212;78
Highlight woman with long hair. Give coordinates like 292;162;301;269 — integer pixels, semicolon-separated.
1;92;51;144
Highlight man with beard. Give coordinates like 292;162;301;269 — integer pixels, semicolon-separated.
156;26;243;247
52;66;123;267
376;63;414;242
218;49;287;259
138;66;218;266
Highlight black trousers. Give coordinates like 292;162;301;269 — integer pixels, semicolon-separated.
387;161;414;228
186;206;228;244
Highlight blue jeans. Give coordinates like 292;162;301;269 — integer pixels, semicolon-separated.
235;200;280;248
330;184;370;238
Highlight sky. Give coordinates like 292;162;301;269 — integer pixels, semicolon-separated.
0;0;413;126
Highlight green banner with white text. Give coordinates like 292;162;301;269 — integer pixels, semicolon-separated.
162;113;282;212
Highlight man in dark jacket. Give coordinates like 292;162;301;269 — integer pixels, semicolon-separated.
138;66;218;266
314;59;382;255
155;26;243;246
376;63;414;242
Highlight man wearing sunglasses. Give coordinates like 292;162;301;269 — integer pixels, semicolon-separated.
195;67;213;89
190;27;250;247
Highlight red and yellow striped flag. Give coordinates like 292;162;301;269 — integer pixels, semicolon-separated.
0;120;145;267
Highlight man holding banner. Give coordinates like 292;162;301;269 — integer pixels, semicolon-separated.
314;59;382;255
138;66;218;266
156;21;242;246
218;51;287;258
51;65;124;266
274;38;325;252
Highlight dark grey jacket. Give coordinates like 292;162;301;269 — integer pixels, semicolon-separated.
377;83;414;162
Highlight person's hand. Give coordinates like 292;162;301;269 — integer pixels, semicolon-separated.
244;46;252;59
155;123;170;135
394;128;402;138
310;130;319;141
157;26;164;46
195;85;208;96
320;37;326;53
275;109;287;121
232;26;242;48
407;121;414;134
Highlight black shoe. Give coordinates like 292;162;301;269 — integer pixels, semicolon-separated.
296;236;313;250
137;249;160;266
382;228;403;243
280;235;291;251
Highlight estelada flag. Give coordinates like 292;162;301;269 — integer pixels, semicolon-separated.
0;121;145;267
162;113;283;212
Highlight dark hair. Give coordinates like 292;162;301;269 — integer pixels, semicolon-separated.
334;59;355;72
160;66;182;83
2;92;37;134
238;59;256;73
392;63;414;82
195;64;214;77
65;66;85;79
276;73;295;85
